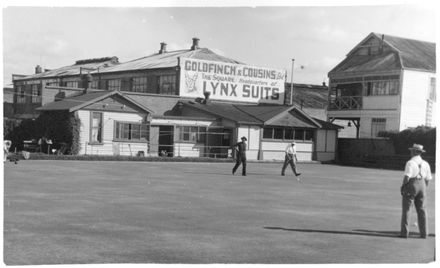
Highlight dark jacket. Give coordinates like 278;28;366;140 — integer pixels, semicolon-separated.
234;141;247;159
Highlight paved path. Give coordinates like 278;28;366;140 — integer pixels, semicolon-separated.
3;160;436;264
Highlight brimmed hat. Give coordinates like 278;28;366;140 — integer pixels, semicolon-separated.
241;136;247;141
408;143;426;153
291;141;296;145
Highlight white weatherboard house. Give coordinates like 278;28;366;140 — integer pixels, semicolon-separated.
37;90;153;156
327;32;436;138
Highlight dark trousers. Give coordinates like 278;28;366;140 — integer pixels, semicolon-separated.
281;154;298;175
233;157;246;175
401;178;428;238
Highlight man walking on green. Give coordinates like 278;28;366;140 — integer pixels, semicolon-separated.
232;136;247;176
281;141;301;179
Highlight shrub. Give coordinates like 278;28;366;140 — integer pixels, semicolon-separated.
379;126;436;156
5;111;81;154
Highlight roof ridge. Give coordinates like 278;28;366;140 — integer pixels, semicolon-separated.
374;32;435;45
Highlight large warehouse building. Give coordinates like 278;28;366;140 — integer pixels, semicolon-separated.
12;38;341;161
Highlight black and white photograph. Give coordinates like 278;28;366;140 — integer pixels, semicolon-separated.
1;0;437;265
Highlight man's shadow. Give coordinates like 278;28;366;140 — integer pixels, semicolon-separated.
264;227;435;238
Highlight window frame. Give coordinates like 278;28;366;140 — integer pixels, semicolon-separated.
114;121;150;142
16;85;26;104
365;80;399;96
31;84;42;103
90;112;104;144
107;79;121;91
158;75;177;95
262;127;314;142
175;125;207;143
132;76;148;93
371;118;386;137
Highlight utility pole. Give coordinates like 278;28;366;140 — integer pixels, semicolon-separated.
290;59;295;106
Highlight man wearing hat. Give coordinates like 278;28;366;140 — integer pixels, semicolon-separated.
232;136;247;176
281;141;301;178
400;143;432;238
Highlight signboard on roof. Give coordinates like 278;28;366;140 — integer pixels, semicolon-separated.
179;58;285;104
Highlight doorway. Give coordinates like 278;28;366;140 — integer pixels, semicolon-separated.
158;126;174;157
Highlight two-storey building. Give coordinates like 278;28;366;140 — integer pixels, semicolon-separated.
11;38;341;161
327;32;436;138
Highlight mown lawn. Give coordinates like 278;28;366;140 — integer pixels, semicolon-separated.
3;160;436;264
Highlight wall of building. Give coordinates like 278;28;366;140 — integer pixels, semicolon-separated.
261;141;313;161
358;110;400;138
400;70;436;129
77;110;148;156
236;126;260;160
151;118;213;158
363;95;400;110
315;129;337;161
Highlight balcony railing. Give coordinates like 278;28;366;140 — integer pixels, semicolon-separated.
329;96;362;110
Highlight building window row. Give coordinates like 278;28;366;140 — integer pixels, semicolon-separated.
263;127;314;141
115;121;150;141
15;84;42;104
175;125;207;143
90;75;176;95
365;80;399;96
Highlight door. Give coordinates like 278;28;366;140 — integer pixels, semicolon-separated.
158;126;174;157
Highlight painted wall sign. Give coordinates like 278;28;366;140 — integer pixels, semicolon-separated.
179;58;285;104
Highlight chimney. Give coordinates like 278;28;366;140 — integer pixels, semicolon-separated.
159;42;167;54
203;91;211;104
35;65;42;74
191;37;200;50
81;73;93;92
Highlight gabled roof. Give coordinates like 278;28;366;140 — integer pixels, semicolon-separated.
37;90;153;114
285;83;328;109
376;33;436;71
15;57;119;81
330;32;435;74
313;118;344;130
179;101;342;130
234;105;291;122
98;48;244;73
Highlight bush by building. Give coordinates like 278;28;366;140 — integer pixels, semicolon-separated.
379;126;436;156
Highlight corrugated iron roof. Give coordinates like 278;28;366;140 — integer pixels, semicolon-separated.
98;48;244;73
37;90;152;114
234;105;290;122
15;57;119;81
180;101;262;124
286;83;328;109
37;90;111;111
313;117;344;130
376;33;436;71
330;33;436;74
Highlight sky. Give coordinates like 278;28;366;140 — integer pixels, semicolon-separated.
1;0;438;87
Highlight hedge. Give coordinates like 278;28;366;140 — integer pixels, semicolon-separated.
379;126;436;156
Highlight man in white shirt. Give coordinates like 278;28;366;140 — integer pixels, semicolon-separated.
400;144;433;239
281;141;301;179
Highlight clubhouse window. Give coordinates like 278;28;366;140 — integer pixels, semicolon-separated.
91;112;103;143
115;122;149;141
176;125;206;143
263;127;313;141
